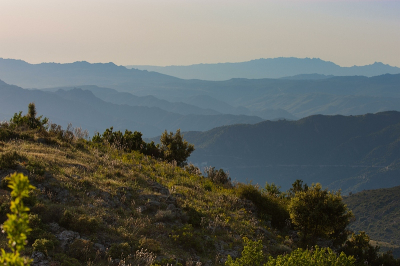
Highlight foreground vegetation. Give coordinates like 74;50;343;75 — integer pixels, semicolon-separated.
0;104;399;265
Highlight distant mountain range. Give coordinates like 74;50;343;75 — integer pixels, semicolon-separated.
1;58;400;120
127;57;400;80
42;86;297;121
0;80;263;137
183;111;400;193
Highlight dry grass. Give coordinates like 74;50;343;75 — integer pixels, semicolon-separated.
0;128;284;265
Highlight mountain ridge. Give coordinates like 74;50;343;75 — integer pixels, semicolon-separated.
127;57;400;80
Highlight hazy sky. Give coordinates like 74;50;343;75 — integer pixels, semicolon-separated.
1;0;399;67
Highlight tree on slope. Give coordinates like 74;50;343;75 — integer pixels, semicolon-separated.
160;129;194;167
289;183;353;247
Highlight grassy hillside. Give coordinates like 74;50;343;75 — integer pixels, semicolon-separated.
2;106;400;265
0;112;293;265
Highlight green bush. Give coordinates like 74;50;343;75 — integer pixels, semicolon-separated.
26;161;45;176
138;237;161;253
235;183;289;229
32;238;55;255
0;151;23;169
59;209;74;228
10;103;48;130
59;210;99;234
160;129;194;167
53;253;82;266
183;206;204;228
0;173;35;265
204;166;231;186
265;246;355;266
170;224;205;253
108;242;131;259
289;183;353;247
27;214;57;245
0;127;17;141
225;237;264;266
68;239;95;261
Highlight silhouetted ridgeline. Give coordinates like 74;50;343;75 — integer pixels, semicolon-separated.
127;57;400;80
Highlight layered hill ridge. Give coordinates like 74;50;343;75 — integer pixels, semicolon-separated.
128;57;400;80
184;111;400;193
0;80;264;138
2;58;400;120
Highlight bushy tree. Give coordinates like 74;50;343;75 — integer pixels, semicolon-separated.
265;246;355;266
286;179;308;198
160;129;194;166
263;182;283;198
288;183;353;247
203;166;231;186
10;103;48;130
340;231;400;266
225;237;264;266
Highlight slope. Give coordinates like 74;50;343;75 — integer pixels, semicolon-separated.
343;186;400;257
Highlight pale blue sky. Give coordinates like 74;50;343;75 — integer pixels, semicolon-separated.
0;0;399;67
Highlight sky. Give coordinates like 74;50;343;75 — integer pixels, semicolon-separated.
0;0;399;67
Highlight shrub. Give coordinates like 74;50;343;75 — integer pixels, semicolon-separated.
184;164;202;176
289;183;353;247
159;129;194;167
138;237;161;253
59;210;74;228
0;151;23;169
339;231;400;265
235;183;289;229
27;214;58;245
26;161;45;176
204;166;231;186
225;237;264;266
68;239;95;261
170;224;205;253
52;253;82;266
108;242;131;259
265;246;355;266
183;206;204;228
59;210;99;234
10;103;48;130
32;238;55;255
0;173;35;265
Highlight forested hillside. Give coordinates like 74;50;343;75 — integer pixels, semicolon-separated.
344;186;400;257
184;111;400;193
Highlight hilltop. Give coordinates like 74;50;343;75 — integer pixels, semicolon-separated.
0;106;291;265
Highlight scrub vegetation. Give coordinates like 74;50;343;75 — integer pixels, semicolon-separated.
0;104;399;266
